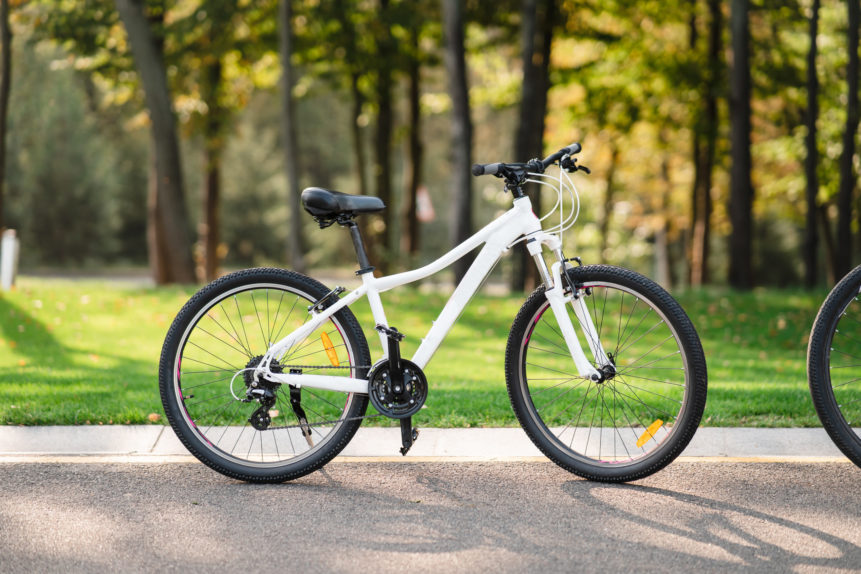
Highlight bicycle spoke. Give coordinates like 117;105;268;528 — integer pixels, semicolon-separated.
233;296;253;356
205;312;254;358
614;295;640;358
195;324;255;357
218;301;253;357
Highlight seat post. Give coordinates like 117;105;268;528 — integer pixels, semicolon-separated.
345;221;375;275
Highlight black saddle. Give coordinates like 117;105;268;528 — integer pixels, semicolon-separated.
301;187;386;221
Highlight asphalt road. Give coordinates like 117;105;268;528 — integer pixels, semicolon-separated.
0;461;858;573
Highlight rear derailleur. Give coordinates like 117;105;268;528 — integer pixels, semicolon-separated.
243;357;314;445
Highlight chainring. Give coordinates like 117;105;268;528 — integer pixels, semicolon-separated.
367;359;428;419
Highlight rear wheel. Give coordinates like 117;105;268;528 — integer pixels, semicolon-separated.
807;265;861;467
505;265;707;482
159;268;371;482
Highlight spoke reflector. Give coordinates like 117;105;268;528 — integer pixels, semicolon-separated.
636;419;664;448
321;332;340;366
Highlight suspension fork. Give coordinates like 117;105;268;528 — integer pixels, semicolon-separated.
526;239;610;381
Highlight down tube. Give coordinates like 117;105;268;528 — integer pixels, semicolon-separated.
410;240;505;369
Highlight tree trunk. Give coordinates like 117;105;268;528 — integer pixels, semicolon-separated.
836;0;859;279
804;0;820;288
819;204;837;284
116;0;195;284
201;137;222;283
351;73;369;198
403;23;423;260
335;7;377;269
0;0;10;231
690;0;720;287
373;0;394;273
199;58;223;283
279;0;306;273
688;1;702;287
728;0;754;290
334;7;370;201
656;149;673;287
600;143;620;260
512;0;554;292
146;133;169;283
443;0;473;284
512;0;538;292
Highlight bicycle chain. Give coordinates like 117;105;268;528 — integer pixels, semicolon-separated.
278;364;372;370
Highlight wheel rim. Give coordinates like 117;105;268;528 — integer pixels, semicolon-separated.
171;282;360;468
519;281;691;468
822;290;861;443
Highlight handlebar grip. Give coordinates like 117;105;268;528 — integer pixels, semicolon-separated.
472;163;502;176
561;143;581;156
540;142;583;169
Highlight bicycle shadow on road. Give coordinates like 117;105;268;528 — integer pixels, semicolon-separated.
561;470;861;572
244;463;861;572
4;462;858;573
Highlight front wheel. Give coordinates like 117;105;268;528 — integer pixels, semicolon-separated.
807;265;861;467
505;265;707;482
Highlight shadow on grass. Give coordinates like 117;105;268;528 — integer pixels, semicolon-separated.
0;296;67;361
0;297;162;425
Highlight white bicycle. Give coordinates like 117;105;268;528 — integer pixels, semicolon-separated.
158;143;708;483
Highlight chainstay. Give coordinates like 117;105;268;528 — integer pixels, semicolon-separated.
278;364;373;370
266;412;384;431
238;363;379;430
269;365;378;430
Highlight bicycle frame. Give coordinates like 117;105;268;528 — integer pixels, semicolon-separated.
256;195;608;394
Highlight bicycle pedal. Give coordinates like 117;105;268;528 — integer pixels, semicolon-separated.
399;417;419;455
399;429;419;456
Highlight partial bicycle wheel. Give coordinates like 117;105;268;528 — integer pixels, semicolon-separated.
505;264;707;482
158;267;371;482
807;265;861;467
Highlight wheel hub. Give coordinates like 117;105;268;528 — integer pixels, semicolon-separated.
592;354;617;384
244;355;284;392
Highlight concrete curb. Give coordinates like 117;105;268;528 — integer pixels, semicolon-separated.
0;425;850;460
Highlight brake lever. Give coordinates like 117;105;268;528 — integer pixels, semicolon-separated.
560;155;590;175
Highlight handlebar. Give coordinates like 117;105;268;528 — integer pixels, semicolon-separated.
471;162;503;176
471;142;581;179
539;143;581;169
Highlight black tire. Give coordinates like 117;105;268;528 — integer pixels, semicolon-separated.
505;265;708;482
158;267;371;482
807;265;861;467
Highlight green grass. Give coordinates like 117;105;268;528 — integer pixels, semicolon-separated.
0;276;830;427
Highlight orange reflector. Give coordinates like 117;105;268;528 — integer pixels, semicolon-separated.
636;419;664;448
321;332;340;367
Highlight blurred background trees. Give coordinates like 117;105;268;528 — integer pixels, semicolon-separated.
0;0;857;290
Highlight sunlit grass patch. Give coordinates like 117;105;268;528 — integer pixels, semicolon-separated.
0;277;829;427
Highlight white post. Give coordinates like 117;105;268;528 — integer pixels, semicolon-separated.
1;229;19;291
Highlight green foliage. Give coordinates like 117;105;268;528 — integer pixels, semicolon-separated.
3;0;859;287
5;35;148;266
